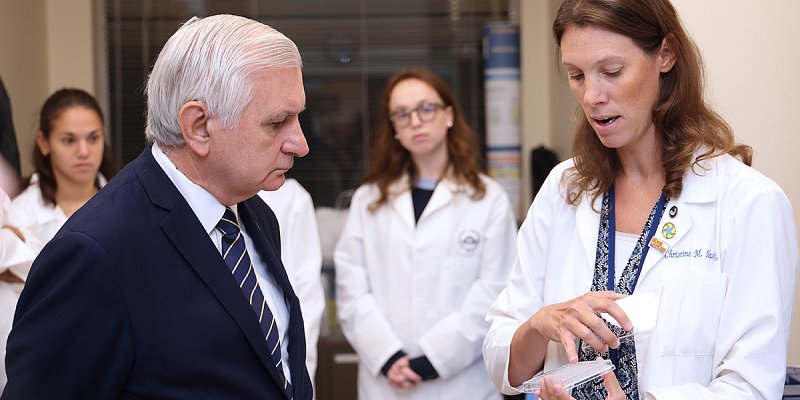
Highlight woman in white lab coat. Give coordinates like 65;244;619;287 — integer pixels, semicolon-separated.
482;1;799;399
335;67;517;399
0;88;117;390
0;189;34;392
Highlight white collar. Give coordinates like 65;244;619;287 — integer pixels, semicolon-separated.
151;144;229;235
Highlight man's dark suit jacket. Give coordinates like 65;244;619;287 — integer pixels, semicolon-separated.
2;145;312;399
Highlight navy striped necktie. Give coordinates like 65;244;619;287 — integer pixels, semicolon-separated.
217;206;293;399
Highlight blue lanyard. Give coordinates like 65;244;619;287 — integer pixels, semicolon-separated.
606;185;668;292
606;185;667;370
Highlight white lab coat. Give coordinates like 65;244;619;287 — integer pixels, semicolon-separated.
335;173;517;399
0;179;66;391
258;178;325;384
6;178;69;262
0;189;36;392
483;154;799;399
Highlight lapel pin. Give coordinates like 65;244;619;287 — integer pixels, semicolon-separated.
649;236;668;254
661;222;676;239
668;206;678;218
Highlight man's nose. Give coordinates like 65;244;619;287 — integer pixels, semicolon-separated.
287;121;309;157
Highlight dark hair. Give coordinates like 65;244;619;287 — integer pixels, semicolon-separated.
553;0;752;206
364;67;485;211
27;88;118;206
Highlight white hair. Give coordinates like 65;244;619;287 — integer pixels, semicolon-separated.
145;14;302;146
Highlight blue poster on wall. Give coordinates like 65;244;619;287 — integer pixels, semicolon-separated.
484;22;521;216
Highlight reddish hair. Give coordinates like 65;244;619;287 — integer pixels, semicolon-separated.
553;0;751;206
364;67;485;211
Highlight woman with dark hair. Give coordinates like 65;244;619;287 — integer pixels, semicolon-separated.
335;67;517;399
9;88;116;252
0;88;117;389
483;0;798;399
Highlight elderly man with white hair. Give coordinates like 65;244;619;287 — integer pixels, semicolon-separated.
3;14;312;400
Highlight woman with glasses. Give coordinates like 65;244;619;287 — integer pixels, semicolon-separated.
335;67;517;399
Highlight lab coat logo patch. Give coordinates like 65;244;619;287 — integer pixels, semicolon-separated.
458;229;481;252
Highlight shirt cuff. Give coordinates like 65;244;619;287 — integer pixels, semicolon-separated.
380;350;407;376
408;355;439;381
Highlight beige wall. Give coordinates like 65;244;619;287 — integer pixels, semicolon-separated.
520;0;800;365
671;0;800;366
0;0;48;178
0;0;95;177
519;0;577;208
46;0;96;94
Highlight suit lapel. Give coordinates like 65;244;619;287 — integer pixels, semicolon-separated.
240;197;308;400
134;147;290;397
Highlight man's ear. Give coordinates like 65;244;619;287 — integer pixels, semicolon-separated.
178;101;211;157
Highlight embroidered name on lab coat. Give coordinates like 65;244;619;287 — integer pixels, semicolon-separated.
664;248;719;260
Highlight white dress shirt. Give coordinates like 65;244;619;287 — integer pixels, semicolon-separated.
152;144;292;382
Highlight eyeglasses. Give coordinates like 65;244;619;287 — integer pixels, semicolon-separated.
388;103;446;128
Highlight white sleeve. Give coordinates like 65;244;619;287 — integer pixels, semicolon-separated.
483;164;565;395
334;189;404;376
0;193;36;280
417;185;518;379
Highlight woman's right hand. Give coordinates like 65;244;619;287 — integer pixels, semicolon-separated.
536;369;625;400
386;355;421;389
528;291;631;363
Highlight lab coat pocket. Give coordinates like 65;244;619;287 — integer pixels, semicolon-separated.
658;268;728;356
439;255;481;310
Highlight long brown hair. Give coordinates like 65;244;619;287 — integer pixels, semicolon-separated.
553;0;752;206
364;67;485;211
27;88;118;206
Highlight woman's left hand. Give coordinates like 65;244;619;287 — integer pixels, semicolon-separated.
535;368;624;400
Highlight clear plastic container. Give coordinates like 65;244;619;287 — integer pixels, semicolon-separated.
520;359;615;393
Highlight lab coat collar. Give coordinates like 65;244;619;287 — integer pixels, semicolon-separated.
387;175;414;230
575;192;602;279
574;154;720;287
638;155;719;282
387;170;467;230
419;170;467;222
26;173;109;226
